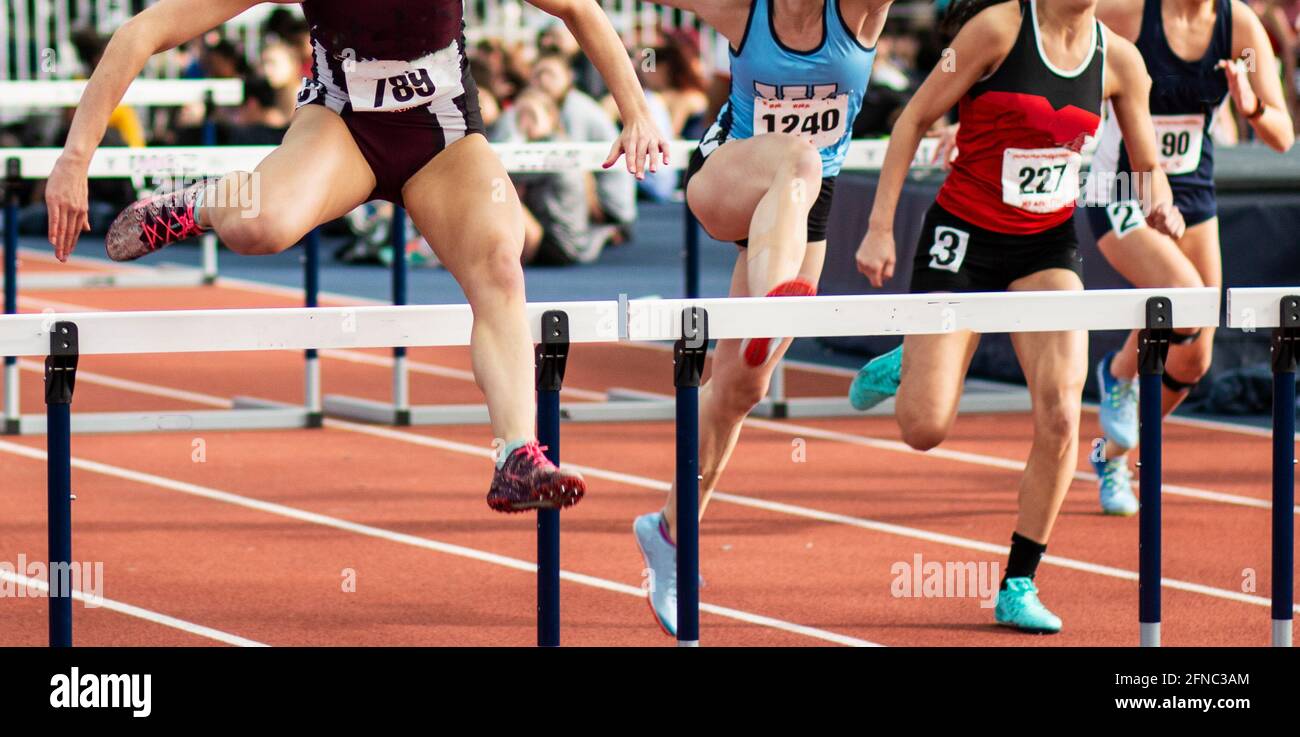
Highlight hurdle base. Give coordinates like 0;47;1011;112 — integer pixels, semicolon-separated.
1273;619;1292;647
1140;622;1160;647
11;405;316;435
0;268;208;291
4;418;17;435
677;640;699;648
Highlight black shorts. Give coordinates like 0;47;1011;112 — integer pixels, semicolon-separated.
909;202;1083;294
296;77;485;207
683;146;837;247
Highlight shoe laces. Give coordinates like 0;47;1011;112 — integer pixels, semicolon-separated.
519;442;553;468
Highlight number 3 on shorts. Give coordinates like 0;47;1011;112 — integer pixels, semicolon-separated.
1105;200;1145;239
928;226;970;274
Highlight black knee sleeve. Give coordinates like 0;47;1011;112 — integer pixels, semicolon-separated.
1162;371;1199;393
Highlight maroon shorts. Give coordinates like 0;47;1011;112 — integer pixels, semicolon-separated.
296;76;485;207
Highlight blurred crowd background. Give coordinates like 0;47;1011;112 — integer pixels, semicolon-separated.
3;0;1299;266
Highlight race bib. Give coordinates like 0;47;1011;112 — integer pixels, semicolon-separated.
1001;147;1082;213
344;46;460;112
928;225;970;274
1152;114;1205;176
1105;199;1146;239
753;95;849;149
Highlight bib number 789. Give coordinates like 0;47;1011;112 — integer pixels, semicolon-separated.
372;68;436;109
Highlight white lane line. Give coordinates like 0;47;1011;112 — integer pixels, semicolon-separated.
326;419;1300;613
0;438;878;647
0;568;267;647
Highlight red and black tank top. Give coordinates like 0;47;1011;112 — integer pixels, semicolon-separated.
937;0;1106;234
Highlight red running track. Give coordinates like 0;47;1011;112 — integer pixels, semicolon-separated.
1;258;1295;646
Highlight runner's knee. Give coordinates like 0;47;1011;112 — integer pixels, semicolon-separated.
462;236;526;305
218;214;302;256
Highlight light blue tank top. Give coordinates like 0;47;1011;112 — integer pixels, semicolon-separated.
700;0;876;177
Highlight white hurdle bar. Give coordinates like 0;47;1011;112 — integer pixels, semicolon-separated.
0;78;245;108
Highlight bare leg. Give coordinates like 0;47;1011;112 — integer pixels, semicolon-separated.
686;134;823;297
200;105;376;254
1006;268;1089;543
1099;218;1219;456
894;330;982;451
400;133;534;445
661;241;826;540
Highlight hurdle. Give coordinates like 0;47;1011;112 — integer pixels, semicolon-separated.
0;299;617;647
1226;287;1299;648
0;144;333;435
0;78;245;290
0;287;1224;646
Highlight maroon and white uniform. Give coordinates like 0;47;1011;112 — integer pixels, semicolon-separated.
295;0;484;204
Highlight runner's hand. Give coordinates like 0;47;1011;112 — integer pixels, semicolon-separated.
1147;201;1185;240
855;228;897;288
45;155;92;262
603;113;670;181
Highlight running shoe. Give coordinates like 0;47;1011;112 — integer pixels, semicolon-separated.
105;180;212;262
848;344;903;411
1096;351;1139;449
994;577;1062;634
633;512;677;636
740;277;817;367
1093;455;1138;516
486;441;586;513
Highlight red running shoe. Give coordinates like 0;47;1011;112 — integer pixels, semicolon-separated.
740;277;817;367
105;180;211;262
487;441;586;513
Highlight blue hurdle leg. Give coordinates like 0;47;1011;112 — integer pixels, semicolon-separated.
683;210;700;300
537;389;561;647
46;321;79;648
47;401;72;647
1272;302;1298;647
391;208;410;425
4;172;19;434
535;311;568;647
1138;371;1162;647
1273;367;1295;647
674;307;707;647
304;228;322;426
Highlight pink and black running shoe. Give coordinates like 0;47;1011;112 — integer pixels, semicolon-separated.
487;441;587;513
105;180;211;262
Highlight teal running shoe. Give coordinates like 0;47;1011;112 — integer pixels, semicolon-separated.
849;344;903;411
1093;455;1138;516
994;577;1062;634
633;512;677;637
1096;351;1139;449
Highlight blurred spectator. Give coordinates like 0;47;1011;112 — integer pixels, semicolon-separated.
474;39;527;105
510;88;610;265
202;38;250;79
259;42;303;123
513;51;637;234
227;76;289;145
643;32;709;138
1254;0;1300;132
538;23;606;99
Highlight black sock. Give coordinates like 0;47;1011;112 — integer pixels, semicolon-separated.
1001;532;1047;589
